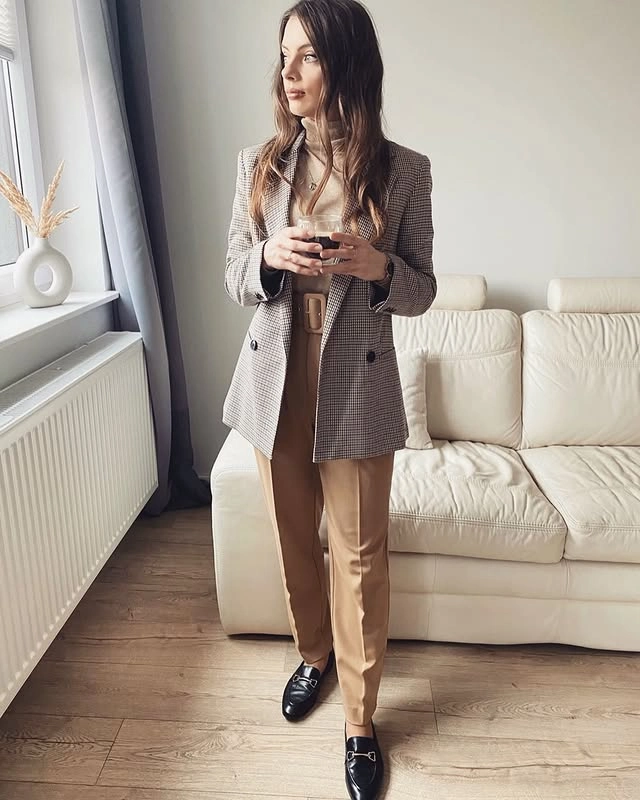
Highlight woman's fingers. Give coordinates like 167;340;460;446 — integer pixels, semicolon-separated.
281;245;323;273
283;237;324;270
287;259;323;275
290;238;322;255
288;226;318;242
265;227;328;273
330;231;363;247
320;247;355;260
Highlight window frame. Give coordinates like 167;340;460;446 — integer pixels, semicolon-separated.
0;0;45;308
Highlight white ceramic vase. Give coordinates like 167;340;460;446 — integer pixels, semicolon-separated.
13;236;73;308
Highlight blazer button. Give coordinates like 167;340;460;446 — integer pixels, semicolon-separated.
366;350;376;363
250;339;258;351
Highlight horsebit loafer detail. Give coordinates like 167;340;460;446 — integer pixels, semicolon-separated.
282;650;335;720
344;721;384;800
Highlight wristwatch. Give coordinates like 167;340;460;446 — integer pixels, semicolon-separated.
375;255;394;287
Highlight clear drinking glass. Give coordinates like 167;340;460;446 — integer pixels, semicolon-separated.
297;214;343;263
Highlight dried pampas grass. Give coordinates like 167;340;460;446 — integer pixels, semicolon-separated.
0;160;78;238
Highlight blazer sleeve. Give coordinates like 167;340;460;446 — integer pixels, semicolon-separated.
369;155;437;317
224;149;286;307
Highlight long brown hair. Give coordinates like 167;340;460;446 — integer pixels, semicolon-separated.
249;0;390;243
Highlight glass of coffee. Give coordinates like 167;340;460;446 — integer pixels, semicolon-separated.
297;214;343;263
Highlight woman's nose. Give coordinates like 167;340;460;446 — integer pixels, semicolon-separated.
282;62;298;80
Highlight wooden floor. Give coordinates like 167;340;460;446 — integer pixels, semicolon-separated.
1;508;639;799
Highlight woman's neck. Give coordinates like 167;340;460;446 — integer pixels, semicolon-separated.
301;116;345;150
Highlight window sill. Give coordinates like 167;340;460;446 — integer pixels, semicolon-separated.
0;291;119;350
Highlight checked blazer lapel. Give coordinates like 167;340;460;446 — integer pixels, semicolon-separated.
262;130;305;235
320;192;375;356
323;169;400;354
262;131;305;361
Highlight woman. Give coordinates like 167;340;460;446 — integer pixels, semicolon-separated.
223;1;436;797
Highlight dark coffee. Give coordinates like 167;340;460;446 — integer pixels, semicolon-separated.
307;235;339;259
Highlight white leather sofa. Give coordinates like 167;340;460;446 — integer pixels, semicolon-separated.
211;276;640;651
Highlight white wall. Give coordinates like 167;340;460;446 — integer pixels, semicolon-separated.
141;0;287;479
141;0;639;476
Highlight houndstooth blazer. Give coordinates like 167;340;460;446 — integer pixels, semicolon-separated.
222;128;436;462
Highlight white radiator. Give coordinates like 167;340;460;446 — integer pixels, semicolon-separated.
0;332;158;715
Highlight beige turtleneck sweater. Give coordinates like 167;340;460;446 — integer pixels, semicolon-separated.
290;117;346;295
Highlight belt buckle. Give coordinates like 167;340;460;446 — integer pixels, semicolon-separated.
302;292;326;334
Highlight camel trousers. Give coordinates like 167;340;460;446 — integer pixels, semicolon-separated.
254;293;394;725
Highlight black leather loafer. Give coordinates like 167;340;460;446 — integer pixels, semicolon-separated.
282;650;335;721
345;721;384;800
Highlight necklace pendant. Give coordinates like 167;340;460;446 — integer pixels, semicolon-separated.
309;181;317;190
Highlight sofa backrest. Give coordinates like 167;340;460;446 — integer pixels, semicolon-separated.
393;308;522;448
429;273;487;310
521;310;640;448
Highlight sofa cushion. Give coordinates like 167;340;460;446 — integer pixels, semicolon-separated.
521;310;640;448
393;309;522;448
396;350;433;449
519;446;640;564
320;440;566;563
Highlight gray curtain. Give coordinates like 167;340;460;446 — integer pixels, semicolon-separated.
73;0;210;515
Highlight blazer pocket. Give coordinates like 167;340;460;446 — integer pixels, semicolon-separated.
365;347;398;387
364;346;396;364
375;346;397;362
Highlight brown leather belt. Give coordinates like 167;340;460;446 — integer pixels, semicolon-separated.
292;292;327;334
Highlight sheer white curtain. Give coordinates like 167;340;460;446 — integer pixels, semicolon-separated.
73;0;210;514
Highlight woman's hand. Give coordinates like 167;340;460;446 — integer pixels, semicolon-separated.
319;232;388;281
262;227;324;275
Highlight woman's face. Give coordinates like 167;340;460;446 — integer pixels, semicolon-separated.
281;16;323;120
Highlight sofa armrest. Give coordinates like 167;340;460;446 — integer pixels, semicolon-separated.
210;430;290;635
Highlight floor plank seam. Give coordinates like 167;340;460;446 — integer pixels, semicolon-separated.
93;718;124;786
0;779;99;787
38;659;293;674
431;681;440;735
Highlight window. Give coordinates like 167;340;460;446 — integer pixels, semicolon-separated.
0;59;24;267
0;0;44;307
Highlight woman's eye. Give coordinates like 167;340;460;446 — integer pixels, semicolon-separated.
281;52;317;64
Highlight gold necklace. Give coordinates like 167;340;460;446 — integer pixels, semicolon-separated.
303;157;340;191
